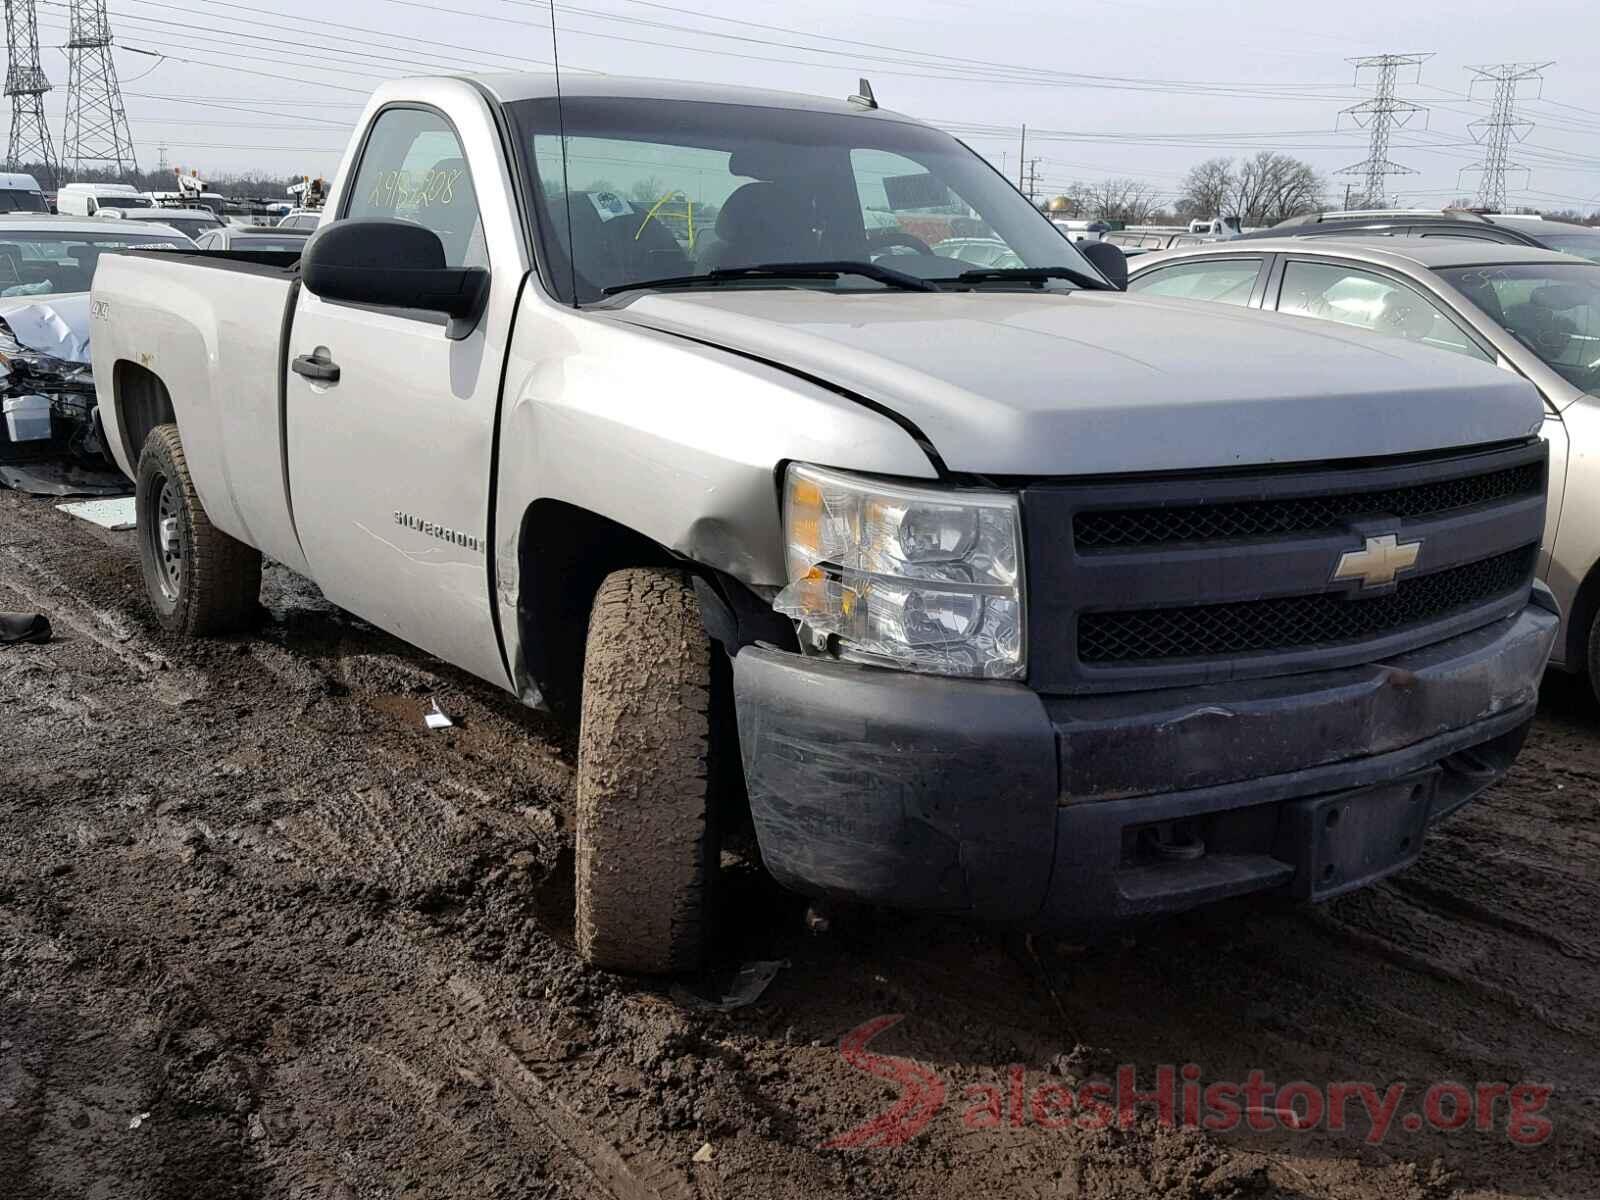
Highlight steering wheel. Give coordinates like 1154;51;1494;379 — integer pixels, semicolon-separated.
868;229;932;258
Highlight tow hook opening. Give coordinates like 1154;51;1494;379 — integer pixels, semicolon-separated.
1134;820;1206;864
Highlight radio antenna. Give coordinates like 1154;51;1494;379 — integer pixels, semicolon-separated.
548;0;578;307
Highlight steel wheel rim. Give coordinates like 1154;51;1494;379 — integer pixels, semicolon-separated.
147;476;182;603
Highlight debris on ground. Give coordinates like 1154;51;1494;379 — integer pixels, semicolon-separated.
424;699;454;730
671;959;789;1012
57;495;135;529
0;461;126;496
0;611;50;643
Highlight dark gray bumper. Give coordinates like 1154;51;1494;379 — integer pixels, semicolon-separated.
732;599;1558;931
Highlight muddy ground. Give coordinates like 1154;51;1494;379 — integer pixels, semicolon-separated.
1;484;1596;1200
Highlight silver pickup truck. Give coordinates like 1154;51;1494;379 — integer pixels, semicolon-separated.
91;73;1559;974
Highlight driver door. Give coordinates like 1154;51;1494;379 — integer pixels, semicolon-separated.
285;104;509;687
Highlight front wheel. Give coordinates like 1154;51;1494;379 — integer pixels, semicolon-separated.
1585;608;1600;708
136;424;262;637
575;568;721;974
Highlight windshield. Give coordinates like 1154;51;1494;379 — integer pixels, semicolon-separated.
0;230;191;295
0;191;47;213
1533;230;1600;264
158;217;221;237
1439;262;1600;390
97;195;154;210
506;97;1099;302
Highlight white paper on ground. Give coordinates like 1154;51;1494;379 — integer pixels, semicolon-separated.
57;495;136;529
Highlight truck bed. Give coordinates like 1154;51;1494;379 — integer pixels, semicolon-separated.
126;247;304;275
91;249;308;576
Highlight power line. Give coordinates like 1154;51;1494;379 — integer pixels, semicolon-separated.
118;0;554;73
5;0;59;186
1464;62;1553;211
1335;53;1432;208
37;16;377;92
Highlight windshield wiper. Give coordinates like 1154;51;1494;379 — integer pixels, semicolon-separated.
603;260;940;296
945;266;1111;291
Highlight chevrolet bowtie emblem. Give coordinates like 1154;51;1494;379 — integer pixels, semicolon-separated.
1333;534;1422;590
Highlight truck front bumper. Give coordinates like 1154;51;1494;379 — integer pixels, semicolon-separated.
731;595;1558;931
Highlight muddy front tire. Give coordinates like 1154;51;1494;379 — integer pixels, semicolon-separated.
575;568;719;974
135;424;262;637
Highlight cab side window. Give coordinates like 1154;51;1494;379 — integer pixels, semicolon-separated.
1128;258;1263;306
344;107;487;269
1276;260;1491;361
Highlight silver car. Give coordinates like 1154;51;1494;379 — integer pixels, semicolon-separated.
1128;237;1600;697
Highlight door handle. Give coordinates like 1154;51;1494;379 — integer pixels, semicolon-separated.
292;352;340;384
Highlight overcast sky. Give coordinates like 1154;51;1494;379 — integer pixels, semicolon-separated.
25;0;1600;213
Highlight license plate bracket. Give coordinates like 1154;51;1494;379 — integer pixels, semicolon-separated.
1276;769;1439;901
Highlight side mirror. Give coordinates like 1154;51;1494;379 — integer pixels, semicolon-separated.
1080;239;1128;290
302;219;489;339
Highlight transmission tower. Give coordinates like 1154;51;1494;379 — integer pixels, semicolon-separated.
62;0;137;176
1464;63;1552;212
1335;53;1432;209
4;0;58;188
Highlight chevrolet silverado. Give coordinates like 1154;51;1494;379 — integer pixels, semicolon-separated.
91;74;1559;973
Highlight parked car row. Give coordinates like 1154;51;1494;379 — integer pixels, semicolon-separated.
0;209;308;492
1238;208;1600;261
82;72;1565;976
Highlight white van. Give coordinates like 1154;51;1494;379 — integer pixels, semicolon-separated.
57;182;155;217
0;173;48;214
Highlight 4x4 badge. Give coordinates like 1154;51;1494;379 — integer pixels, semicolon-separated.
1333;534;1422;590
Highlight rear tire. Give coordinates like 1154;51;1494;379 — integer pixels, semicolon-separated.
135;424;261;637
575;568;719;974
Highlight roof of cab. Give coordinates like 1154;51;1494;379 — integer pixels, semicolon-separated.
1131;236;1592;279
466;72;919;121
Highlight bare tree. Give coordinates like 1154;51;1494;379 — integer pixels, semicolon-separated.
1177;158;1235;220
1067;177;1164;224
628;176;668;205
1534;208;1600;225
1228;152;1326;226
1174;153;1327;225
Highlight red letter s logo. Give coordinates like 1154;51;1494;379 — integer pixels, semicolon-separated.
821;1015;947;1149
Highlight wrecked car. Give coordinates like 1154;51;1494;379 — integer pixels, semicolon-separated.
91;74;1558;974
0;217;192;494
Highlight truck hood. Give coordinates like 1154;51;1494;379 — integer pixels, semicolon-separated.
608;290;1544;475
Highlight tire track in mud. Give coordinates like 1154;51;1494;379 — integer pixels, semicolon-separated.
254;771;699;1200
9;486;1600;1200
1;544;199;691
475;1029;700;1200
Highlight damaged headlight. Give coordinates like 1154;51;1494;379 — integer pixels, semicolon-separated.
774;463;1025;679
